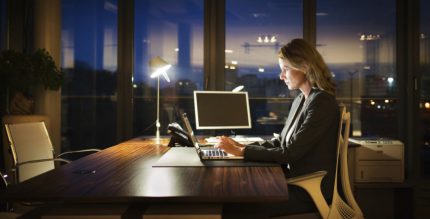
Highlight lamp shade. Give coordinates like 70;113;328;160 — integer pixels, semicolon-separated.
232;85;244;92
149;56;171;82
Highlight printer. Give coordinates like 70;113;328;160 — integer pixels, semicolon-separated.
349;138;404;183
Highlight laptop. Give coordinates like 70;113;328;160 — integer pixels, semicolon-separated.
181;113;244;160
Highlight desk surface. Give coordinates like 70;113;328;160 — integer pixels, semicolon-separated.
1;137;289;203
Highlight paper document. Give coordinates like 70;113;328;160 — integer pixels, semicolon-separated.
205;136;265;144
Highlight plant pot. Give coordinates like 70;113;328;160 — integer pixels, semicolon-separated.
8;92;35;115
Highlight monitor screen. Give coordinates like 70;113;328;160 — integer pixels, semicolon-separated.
193;91;251;130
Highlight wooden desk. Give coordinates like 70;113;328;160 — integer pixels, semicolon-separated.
0;137;288;204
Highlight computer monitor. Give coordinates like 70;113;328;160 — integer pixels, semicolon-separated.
193;91;252;130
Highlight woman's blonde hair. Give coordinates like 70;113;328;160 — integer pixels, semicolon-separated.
279;38;336;96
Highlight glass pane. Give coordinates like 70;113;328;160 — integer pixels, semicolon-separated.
134;0;204;137
420;0;430;178
317;0;397;138
226;0;303;135
61;0;118;150
0;0;7;117
0;0;6;50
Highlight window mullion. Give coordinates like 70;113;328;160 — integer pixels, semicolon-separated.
204;0;225;91
303;0;316;46
117;0;134;142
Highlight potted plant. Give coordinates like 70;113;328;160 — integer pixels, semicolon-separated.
0;48;63;114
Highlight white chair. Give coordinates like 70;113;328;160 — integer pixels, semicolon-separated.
4;122;136;219
275;106;364;219
4;121;101;183
1;115;51;178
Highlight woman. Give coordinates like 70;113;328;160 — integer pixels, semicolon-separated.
217;38;340;216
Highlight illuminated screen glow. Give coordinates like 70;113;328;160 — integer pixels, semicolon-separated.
194;91;251;130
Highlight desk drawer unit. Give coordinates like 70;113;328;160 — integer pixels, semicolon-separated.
349;138;404;183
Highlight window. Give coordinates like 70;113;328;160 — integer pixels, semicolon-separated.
0;0;7;117
225;0;303;135
61;0;118;150
0;0;6;50
133;0;204;136
59;1;423;156
317;0;397;138
420;0;430;178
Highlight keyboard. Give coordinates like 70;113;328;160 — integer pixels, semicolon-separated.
203;149;228;157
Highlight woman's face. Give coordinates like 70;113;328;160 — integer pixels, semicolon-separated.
278;58;307;90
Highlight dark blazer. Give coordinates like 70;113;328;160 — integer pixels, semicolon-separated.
244;88;340;200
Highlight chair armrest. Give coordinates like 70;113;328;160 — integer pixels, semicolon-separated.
17;158;70;167
286;170;329;218
54;158;71;164
286;170;327;184
57;149;101;158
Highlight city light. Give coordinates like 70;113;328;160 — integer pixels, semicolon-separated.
270;36;277;43
385;99;389;103
257;36;263;43
360;34;381;41
425;102;430;109
370;100;375;105
256;35;277;44
387;77;394;84
174;48;179;52
316;12;328;16
258;68;265;72
225;49;233;53
225;63;237;70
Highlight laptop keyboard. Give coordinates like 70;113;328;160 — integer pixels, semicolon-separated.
204;149;228;157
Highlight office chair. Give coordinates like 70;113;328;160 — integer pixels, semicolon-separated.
274;106;364;219
0;172;21;218
4;121;101;183
3;122;135;218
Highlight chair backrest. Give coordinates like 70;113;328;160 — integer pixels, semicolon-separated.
4;122;55;183
328;106;364;219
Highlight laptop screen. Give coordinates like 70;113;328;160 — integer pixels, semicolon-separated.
193;91;252;130
180;113;201;153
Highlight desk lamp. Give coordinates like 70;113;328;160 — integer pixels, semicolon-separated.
149;56;172;141
232;85;244;92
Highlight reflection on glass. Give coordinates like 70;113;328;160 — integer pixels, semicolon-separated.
420;0;430;178
317;0;397;138
134;0;204;137
226;0;303;135
61;0;118;150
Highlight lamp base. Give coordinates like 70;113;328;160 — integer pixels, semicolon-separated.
154;129;160;143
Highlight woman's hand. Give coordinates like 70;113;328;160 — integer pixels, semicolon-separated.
214;136;245;156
